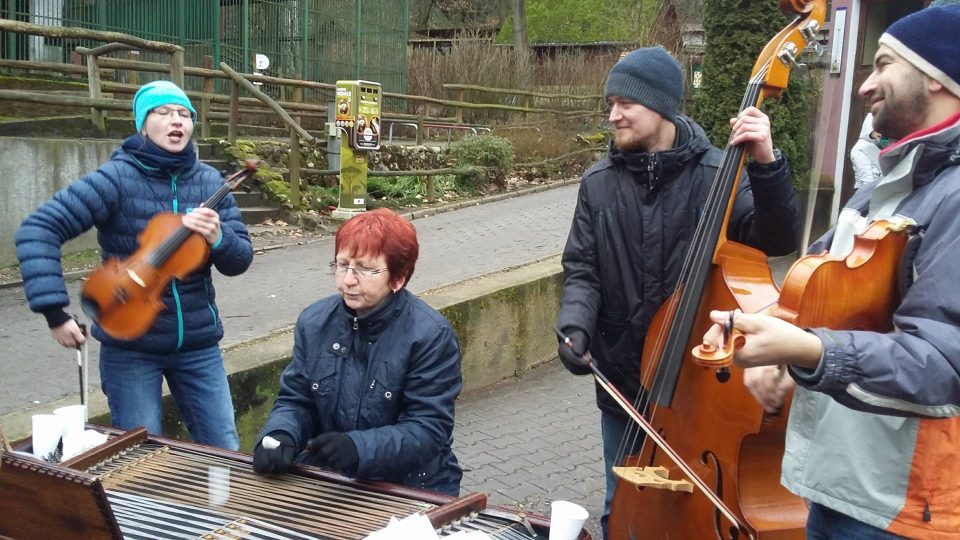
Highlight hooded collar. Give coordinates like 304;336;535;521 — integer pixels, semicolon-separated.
864;112;960;220
607;114;712;191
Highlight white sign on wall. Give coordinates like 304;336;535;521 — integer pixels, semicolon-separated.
830;8;847;74
255;54;270;71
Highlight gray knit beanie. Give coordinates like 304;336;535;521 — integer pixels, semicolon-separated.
604;47;683;121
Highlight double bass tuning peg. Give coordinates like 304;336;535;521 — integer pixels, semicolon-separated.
800;20;823;57
778;42;807;71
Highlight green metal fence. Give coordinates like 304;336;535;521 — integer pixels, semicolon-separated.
1;0;408;97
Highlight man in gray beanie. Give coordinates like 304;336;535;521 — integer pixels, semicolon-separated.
555;46;801;539
700;5;960;538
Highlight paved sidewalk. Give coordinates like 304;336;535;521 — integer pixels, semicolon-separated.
0;183;579;417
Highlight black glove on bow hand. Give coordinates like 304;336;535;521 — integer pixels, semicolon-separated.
557;328;592;376
252;431;297;475
307;432;360;477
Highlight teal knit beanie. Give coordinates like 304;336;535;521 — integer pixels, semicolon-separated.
133;80;196;131
604;47;683;121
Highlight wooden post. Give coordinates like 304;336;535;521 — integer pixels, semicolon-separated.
289;127;301;209
201;55;215;139
169;50;184;88
127;50;138;85
425;175;435;202
202;56;215;94
86;54;106;132
228;80;239;144
201;95;211;139
416;115;424;145
455;88;464;123
292;78;303;126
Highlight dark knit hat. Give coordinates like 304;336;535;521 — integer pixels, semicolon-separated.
879;5;960;98
604;47;683;121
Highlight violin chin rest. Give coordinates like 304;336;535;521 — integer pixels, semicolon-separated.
80;295;101;324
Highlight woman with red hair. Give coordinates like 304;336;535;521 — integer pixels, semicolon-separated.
252;208;463;495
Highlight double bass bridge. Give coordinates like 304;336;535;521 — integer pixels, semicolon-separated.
613;465;693;493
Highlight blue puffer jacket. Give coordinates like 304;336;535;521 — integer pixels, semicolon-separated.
15;146;253;353
259;289;464;496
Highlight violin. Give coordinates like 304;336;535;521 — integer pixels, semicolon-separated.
694;216;917;366
80;159;259;341
604;2;826;539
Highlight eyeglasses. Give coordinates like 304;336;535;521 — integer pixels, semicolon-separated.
151;106;194;121
329;261;388;279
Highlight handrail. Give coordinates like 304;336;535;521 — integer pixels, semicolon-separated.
0;20;182;53
219;62;314;143
443;83;602;101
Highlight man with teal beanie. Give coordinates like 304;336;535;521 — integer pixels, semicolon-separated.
16;80;251;450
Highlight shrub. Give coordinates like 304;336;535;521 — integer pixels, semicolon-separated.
448;134;515;190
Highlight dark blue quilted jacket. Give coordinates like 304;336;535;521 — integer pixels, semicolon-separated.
15;147;253;354
259;290;463;495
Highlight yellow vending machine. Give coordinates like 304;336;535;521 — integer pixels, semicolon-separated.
332;80;381;219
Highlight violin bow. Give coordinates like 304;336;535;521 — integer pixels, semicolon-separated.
556;327;755;539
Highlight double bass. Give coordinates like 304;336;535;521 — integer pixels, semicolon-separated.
80;160;259;340
603;2;825;538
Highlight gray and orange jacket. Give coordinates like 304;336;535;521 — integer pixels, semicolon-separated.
783;111;960;538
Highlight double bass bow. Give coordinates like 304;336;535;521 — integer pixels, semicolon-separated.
604;2;825;539
80;159;259;340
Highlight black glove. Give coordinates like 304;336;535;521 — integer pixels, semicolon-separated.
252;431;297;475
307;432;359;477
557;328;592;375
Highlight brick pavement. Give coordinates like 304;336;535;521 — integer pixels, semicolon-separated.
454;359;604;539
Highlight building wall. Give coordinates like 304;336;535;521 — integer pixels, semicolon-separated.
0;137;115;267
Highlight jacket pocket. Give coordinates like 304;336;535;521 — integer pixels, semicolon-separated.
304;355;339;418
359;375;401;428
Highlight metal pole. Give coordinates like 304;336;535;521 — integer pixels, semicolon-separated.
177;0;186;48
301;0;308;81
242;0;250;74
5;0;15;60
213;0;221;94
354;0;361;80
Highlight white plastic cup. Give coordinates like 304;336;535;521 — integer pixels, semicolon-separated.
31;414;64;461
53;404;87;440
207;465;232;507
549;500;589;540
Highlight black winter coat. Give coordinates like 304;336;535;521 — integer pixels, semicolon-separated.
557;114;800;415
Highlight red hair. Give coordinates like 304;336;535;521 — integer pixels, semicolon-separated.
335;208;419;286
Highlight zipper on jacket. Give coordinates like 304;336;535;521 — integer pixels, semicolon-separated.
170;172;184;351
352;317;359;330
